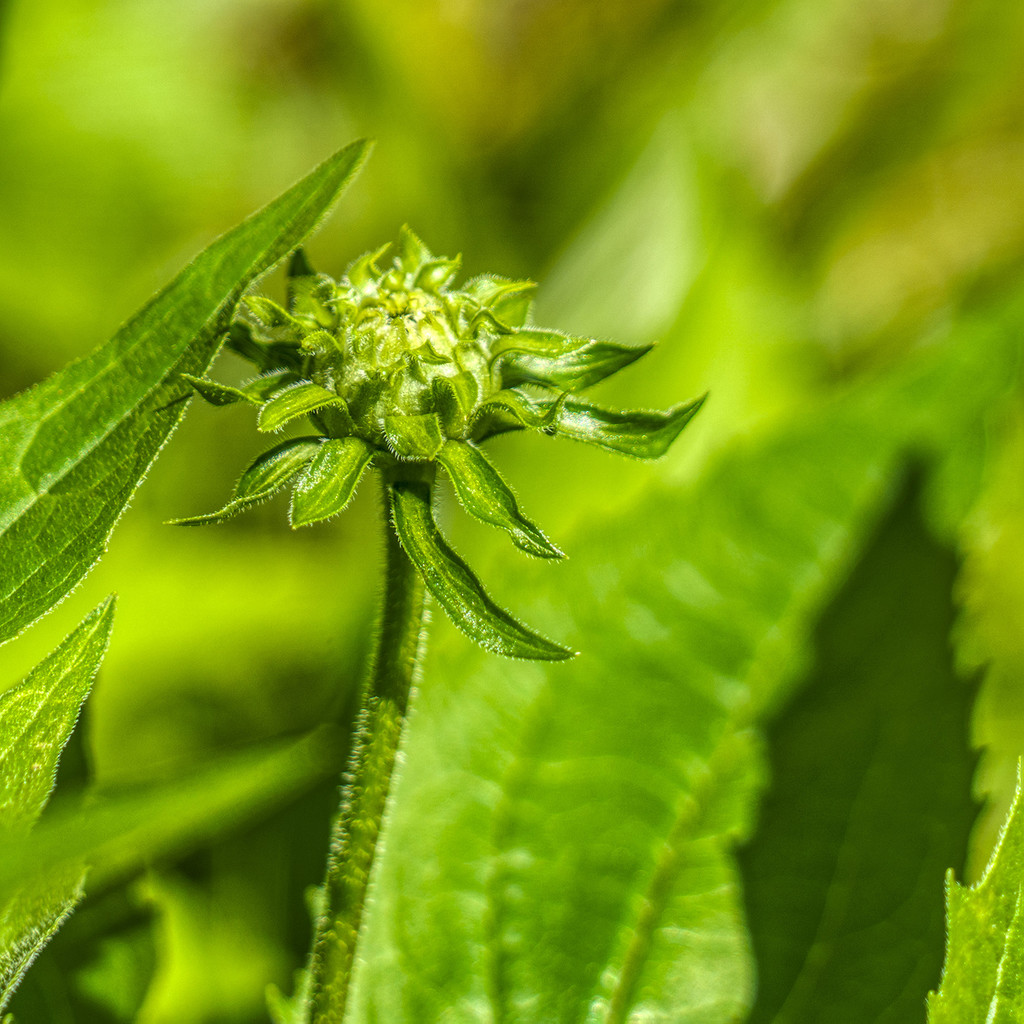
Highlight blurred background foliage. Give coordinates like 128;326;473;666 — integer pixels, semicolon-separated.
1;0;1023;1019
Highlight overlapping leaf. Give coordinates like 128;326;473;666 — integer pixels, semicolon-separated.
0;138;371;644
0;598;115;1010
347;311;1018;1024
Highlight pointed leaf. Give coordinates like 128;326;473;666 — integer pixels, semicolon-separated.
384;413;445;460
431;373;479;436
287;247;317;281
257;382;347;433
0;137;372;645
170;438;321;526
740;487;976;1023
438;441;563;559
928;767;1024;1023
180;374;260;407
291;437;373;527
472;387;567;439
493;329;652;391
465;276;537;329
555;393;706;458
395;225;432;274
389;481;573;661
0;598;116;1009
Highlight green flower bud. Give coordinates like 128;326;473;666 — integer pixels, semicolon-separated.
173;228;705;660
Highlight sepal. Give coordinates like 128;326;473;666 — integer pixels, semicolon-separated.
438;441;563;559
464;276;536;328
181;374;260;407
290;438;373;527
494;329;653;391
432;373;480;436
384;412;445;460
169;438;321;526
389;481;574;661
258;382;352;432
554;393;706;458
472;387;567;439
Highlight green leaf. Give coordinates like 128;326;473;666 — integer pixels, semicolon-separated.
0;137;372;646
170;438;321;526
0;597;116;1010
494;329;653;391
431;373;480;436
389;481;573;661
438;440;563;559
384;412;445;460
555;393;706;458
290;437;373;528
346;315;1017;1024
180;374;261;407
394;225;432;275
928;766;1024;1022
472;387;567;438
739;483;976;1024
0;730;338;907
465;276;537;329
257;382;347;433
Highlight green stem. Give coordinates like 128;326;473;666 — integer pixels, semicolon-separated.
307;476;430;1022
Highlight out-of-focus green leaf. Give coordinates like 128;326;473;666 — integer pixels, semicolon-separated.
928;767;1024;1023
740;485;976;1024
389;480;573;661
438;440;563;559
0;138;372;645
347;310;1017;1023
290;438;373;528
0;730;337;909
0;598;116;1011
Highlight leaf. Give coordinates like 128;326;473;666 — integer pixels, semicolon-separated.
438;440;563;559
472;387;567;438
384;413;445;460
180;374;260;407
389;481;574;661
739;481;976;1024
258;382;347;433
554;393;707;458
290;437;374;528
493;329;653;391
0;137;372;646
170;438;322;526
346;314;1018;1024
0;730;338;907
464;276;537;329
928;766;1024;1023
0;597;116;1010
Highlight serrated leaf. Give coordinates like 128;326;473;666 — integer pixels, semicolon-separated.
0;138;372;646
170;438;321;526
438;440;563;559
555;392;706;458
928;766;1024;1023
290;437;373;528
0;597;116;1010
389;481;573;661
740;483;976;1024
493;329;653;391
346;313;1018;1024
257;382;346;433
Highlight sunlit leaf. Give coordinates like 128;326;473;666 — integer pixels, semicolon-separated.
170;438;321;526
0;138;372;645
389;481;573;661
290;438;374;528
438;440;563;559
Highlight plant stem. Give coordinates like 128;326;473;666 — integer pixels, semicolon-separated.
307;476;430;1022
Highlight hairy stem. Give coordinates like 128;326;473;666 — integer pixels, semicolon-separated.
307;476;430;1022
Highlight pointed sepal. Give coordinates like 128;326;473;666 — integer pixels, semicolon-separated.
290;437;373;527
438;440;563;559
394;225;432;276
554;393;706;458
258;382;351;433
493;329;653;391
169;438;322;526
465;275;537;329
181;374;261;407
384;412;445;460
389;481;573;661
432;373;480;436
472;387;567;439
